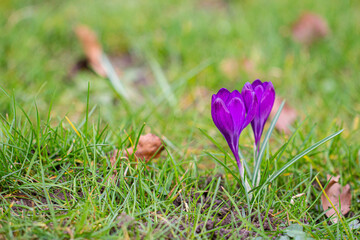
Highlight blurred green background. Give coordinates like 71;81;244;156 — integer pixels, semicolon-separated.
0;0;359;153
1;1;360;237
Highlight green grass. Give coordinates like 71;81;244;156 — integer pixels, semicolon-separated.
1;0;360;239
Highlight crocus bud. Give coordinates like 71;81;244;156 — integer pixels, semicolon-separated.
211;88;257;175
241;80;275;151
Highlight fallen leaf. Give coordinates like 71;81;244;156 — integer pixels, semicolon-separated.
292;12;329;45
111;133;165;168
270;97;297;134
321;175;351;223
110;149;120;171
74;25;106;77
126;133;165;162
109;133;165;182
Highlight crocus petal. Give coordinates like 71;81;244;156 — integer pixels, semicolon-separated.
251;79;263;88
227;96;246;134
262;81;269;89
211;97;234;143
214;88;231;103
249;80;276;148
254;85;264;103
227;89;242;102
240;83;254;110
251;117;263;147
259;83;275;124
241;84;258;129
211;85;269;176
243;92;258;129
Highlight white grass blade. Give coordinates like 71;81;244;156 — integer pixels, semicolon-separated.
100;54;130;100
149;58;177;107
239;149;252;180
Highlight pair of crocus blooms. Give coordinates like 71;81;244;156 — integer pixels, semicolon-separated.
211;79;275;176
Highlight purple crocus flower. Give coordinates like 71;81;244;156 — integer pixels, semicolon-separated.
211;88;258;175
241;79;275;151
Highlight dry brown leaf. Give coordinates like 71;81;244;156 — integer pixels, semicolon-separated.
110;149;120;170
74;25;106;77
292;12;329;45
110;133;165;176
321;175;351;223
126;133;165;162
270;97;297;134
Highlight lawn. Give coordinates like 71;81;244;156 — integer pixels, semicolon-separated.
0;0;360;239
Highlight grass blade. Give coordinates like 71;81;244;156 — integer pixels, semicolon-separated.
267;129;343;183
199;128;237;169
239;149;252;181
206;152;241;184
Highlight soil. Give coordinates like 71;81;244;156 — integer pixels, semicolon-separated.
112;175;287;239
170;185;283;239
2;175;84;213
3;175;287;239
4;193;38;212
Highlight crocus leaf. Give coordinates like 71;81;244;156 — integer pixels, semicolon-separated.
252;101;285;186
206;151;251;204
199;128;238;170
239;149;252;180
267;129;343;183
206;152;241;184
